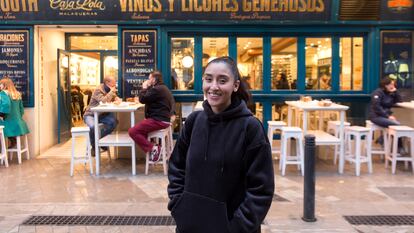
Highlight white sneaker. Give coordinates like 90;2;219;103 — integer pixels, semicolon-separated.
150;145;161;162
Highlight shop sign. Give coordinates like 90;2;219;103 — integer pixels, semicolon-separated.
0;30;30;106
0;0;331;22
122;30;157;99
381;0;414;20
381;31;413;99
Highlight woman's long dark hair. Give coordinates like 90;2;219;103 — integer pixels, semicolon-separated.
205;56;252;103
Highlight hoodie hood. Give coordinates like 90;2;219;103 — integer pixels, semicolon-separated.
202;98;253;122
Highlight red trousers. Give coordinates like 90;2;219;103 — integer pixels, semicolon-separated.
128;118;170;153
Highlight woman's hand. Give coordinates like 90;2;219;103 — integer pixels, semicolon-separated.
388;115;397;121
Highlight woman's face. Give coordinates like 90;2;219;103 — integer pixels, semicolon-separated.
0;83;4;90
203;62;240;114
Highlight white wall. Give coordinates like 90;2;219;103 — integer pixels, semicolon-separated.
33;27;65;155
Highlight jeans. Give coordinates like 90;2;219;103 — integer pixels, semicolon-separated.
84;113;117;147
370;116;403;149
370;117;400;128
128;118;170;153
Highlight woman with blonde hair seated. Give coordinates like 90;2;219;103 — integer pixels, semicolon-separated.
0;76;30;148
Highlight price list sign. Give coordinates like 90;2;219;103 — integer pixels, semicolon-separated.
0;30;30;105
122;30;157;99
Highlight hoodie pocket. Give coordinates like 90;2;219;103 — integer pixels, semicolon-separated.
171;191;230;233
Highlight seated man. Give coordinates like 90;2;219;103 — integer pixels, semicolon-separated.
83;75;121;155
128;71;175;161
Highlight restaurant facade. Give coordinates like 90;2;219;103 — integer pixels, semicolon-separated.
0;0;413;155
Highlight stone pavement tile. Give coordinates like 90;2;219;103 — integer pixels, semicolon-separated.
34;226;53;233
77;203;130;215
67;226;88;233
52;225;69;233
136;226;175;233
16;226;35;233
0;214;33;233
266;202;356;232
6;225;19;233
355;225;414;233
123;203;170;215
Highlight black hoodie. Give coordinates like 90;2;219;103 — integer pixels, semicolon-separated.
168;99;275;233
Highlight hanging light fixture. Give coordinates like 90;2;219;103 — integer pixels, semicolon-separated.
182;55;194;68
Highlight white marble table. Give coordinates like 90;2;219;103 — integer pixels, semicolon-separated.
91;102;144;175
286;100;349;174
396;101;414;110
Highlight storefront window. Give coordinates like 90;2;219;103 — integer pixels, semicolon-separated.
340;37;363;91
305;38;332;90
249;102;263;121
272;102;288;122
202;37;228;74
271;38;298;90
237;38;263;90
69;35;117;50
171;38;195;90
381;31;413;100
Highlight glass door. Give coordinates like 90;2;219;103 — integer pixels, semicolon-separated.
57;49;71;143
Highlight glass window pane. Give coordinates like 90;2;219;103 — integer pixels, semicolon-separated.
340;37;363;91
272;102;288;122
69;35;117;50
171;38;195;90
305;38;332;90
172;101;197;133
237;38;263;90
381;31;413;100
69;52;100;86
271;38;297;90
202;37;228;72
248;102;263;121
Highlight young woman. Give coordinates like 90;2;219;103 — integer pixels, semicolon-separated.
168;56;274;233
0;77;30;148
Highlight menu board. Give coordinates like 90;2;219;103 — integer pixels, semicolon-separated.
0;30;31;106
122;30;157;99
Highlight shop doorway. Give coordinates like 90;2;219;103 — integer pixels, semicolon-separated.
57;33;118;143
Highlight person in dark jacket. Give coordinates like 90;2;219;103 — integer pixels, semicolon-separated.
168;56;274;233
128;71;175;161
369;76;403;150
369;76;402;127
273;72;290;90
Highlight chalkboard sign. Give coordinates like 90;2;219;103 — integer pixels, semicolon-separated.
0;30;30;106
122;30;157;99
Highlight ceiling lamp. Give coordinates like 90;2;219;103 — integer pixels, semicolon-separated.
182;55;194;68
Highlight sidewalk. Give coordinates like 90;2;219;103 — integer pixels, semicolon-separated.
0;141;414;232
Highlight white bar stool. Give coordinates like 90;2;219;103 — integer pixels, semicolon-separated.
70;127;93;176
327;120;351;164
365;120;388;159
166;124;174;160
267;121;286;159
344;126;372;176
97;123;112;160
0;126;8;167
8;134;30;164
280;127;304;176
385;125;414;174
145;127;171;175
